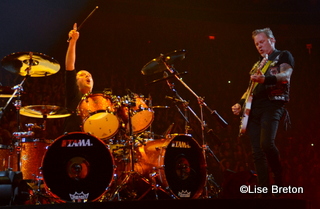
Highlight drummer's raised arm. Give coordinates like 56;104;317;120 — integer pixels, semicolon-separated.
66;23;79;71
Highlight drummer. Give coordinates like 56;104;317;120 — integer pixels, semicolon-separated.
63;23;94;133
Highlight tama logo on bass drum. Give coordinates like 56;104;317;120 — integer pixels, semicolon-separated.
171;140;191;148
61;139;94;147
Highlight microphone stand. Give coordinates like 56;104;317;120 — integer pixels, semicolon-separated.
160;55;228;198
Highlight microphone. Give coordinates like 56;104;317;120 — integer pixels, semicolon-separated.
165;96;186;103
13;131;35;138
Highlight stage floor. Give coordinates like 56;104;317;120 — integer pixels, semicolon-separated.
0;198;311;209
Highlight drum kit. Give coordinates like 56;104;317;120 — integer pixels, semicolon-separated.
0;49;226;204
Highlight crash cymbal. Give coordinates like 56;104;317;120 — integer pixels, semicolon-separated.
0;86;17;98
141;49;187;76
1;52;60;77
20;105;70;119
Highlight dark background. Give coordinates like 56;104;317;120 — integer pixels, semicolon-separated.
0;0;319;206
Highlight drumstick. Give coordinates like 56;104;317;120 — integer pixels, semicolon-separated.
67;6;99;42
78;6;99;31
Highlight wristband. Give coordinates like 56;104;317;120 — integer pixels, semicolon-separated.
264;75;277;85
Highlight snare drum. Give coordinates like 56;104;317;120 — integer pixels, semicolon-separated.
77;93;120;139
41;132;115;202
135;134;206;199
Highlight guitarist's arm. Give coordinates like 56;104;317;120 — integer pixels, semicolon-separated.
250;62;293;84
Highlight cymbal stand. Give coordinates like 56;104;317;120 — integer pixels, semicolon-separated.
166;79;194;134
8;53;34;173
2;77;32;173
109;96;171;201
160;55;228;198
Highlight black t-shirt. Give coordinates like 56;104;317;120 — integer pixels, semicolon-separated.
63;70;83;133
252;49;294;108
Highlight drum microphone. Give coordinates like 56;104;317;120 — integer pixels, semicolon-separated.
13;131;35;138
165;96;186;103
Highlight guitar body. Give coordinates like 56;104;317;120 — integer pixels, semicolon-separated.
239;93;253;136
238;55;269;136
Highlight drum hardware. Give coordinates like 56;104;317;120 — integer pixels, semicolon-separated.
151;106;170;109
141;50;228;198
206;174;222;198
2;61;31;173
0;86;18;98
146;71;188;85
1;52;63;182
108;93;173;201
164;82;191;134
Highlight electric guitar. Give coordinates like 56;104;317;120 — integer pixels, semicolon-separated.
239;55;269;136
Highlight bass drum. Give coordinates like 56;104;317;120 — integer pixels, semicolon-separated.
135;134;206;199
41;132;115;202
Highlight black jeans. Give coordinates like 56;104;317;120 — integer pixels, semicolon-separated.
247;105;285;188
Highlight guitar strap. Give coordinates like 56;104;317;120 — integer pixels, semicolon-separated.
252;60;272;90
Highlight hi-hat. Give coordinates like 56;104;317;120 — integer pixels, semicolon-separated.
1;52;60;77
141;49;187;76
20;105;70;119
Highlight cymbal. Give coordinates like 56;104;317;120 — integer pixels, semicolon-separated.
141;49;187;76
20;105;70;119
0;86;16;98
1;52;60;77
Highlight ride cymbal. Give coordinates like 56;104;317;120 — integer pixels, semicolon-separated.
141;49;187;76
1;52;60;77
20;105;70;119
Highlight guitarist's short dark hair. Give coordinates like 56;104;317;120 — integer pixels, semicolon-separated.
252;28;275;39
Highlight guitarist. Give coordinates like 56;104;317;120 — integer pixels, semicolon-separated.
231;28;294;198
